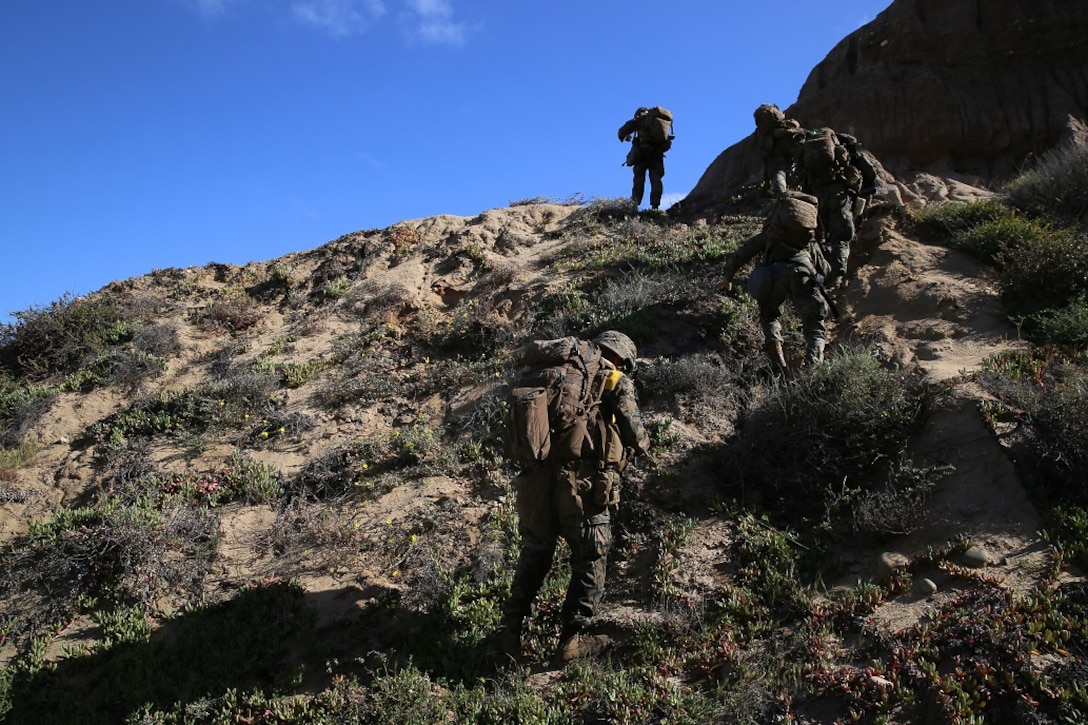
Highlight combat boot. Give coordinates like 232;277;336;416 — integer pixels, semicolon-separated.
497;614;523;661
553;623;612;667
825;267;847;290
765;340;788;376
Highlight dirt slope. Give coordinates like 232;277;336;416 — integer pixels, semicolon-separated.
0;194;1063;674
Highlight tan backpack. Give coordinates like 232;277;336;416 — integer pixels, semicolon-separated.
802;129;843;176
767;191;820;249
637;106;674;151
504;338;610;466
753;103;785;130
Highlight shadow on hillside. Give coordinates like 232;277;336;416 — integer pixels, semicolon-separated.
4;579;509;724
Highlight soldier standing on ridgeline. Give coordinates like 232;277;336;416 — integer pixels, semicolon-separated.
618;106;674;211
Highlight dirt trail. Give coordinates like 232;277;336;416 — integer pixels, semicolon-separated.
657;210;1053;635
833;213;1051;628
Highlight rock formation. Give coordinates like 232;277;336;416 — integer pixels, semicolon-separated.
682;0;1088;213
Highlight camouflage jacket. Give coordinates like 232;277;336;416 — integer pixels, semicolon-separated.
601;371;651;460
720;230;818;282
755;118;803;159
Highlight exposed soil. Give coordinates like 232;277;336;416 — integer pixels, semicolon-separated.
0;189;1071;677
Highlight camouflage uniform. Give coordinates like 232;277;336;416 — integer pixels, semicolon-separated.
754;105;804;198
720;228;830;370
618;111;668;210
503;355;650;636
796;130;880;286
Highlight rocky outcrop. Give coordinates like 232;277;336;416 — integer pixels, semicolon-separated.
682;0;1088;213
790;0;1088;177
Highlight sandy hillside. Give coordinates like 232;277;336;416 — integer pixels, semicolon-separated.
0;190;1069;673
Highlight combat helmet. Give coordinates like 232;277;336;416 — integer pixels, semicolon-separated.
594;330;638;372
753;103;785;128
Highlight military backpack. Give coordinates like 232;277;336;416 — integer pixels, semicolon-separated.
504;337;611;466
638;106;674;151
802;128;845;178
767;191;820;250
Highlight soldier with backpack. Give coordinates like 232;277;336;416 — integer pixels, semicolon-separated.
618;106;674;211
795;127;880;288
753;104;805;198
498;331;651;666
717;191;832;372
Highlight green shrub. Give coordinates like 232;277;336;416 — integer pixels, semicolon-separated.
1024;297;1088;348
530;286;592;339
718;348;930;529
1047;506;1088;570
89;371;278;455
159;454;283;507
998;226;1088;312
910;177;1088;316
1003;142;1088;224
951;212;1055;264
909;198;1010;245
975;348;1088;505
0;441;39;481
0;293;132;380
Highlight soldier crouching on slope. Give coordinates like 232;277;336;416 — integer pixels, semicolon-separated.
498;331;651;666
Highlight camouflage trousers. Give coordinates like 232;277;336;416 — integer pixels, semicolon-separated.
631;150;665;208
814;182;856;281
751;260;830;366
764;156;794;198
504;462;615;629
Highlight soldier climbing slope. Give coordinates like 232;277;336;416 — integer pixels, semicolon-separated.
717;191;834;373
794;127;880;288
753;103;806;198
498;331;651;666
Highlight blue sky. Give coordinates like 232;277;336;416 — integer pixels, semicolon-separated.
0;0;891;323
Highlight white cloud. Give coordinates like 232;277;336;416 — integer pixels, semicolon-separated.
659;192;687;210
183;0;238;17
403;0;467;46
173;0;469;45
292;0;386;38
